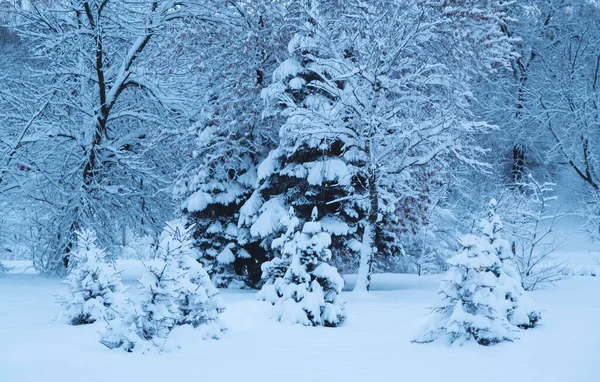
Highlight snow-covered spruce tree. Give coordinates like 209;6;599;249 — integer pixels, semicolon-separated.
174;1;291;288
412;234;515;346
100;220;224;351
241;0;513;291
159;220;225;332
482;199;541;328
176;126;259;289
131;247;181;345
99;255;180;352
266;208;345;327
257;207;300;303
413;199;542;345
62;230;126;325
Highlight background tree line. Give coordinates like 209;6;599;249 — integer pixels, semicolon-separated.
0;0;598;291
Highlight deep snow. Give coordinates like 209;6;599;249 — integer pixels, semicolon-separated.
1;261;598;382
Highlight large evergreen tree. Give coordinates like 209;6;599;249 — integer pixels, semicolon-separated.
241;0;513;291
174;0;291;287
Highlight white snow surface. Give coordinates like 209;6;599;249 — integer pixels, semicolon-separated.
1;261;598;382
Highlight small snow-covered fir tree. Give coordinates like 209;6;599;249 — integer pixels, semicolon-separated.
162;220;225;333
413;234;515;346
257;208;300;303
482;200;541;328
62;230;126;325
264;208;346;327
98;254;179;351
413;200;542;345
100;220;225;351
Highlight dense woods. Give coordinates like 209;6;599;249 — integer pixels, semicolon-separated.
0;1;598;295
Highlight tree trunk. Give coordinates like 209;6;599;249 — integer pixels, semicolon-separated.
512;144;525;185
354;145;379;292
354;222;375;292
511;52;535;188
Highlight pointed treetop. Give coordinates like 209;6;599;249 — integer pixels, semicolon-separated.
311;206;319;221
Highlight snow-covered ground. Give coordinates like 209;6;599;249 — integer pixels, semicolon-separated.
1;261;598;382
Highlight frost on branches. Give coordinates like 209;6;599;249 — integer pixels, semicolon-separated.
500;177;568;291
260;207;346;327
61;230;126;326
6;0;198;276
413;200;541;346
244;0;515;292
100;220;225;352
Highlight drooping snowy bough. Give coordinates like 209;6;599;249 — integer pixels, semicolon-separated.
413;200;541;346
259;208;345;327
100;220;225;352
62;230;126;325
178;162;256;289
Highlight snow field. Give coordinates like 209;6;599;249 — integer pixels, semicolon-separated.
1;265;598;382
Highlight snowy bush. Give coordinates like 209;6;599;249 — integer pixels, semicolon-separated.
413;200;541;346
100;220;225;352
61;230;126;325
260;208;346;327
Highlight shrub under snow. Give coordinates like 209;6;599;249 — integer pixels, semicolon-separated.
62;230;126;325
259;208;346;327
100;220;225;352
413;200;541;346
